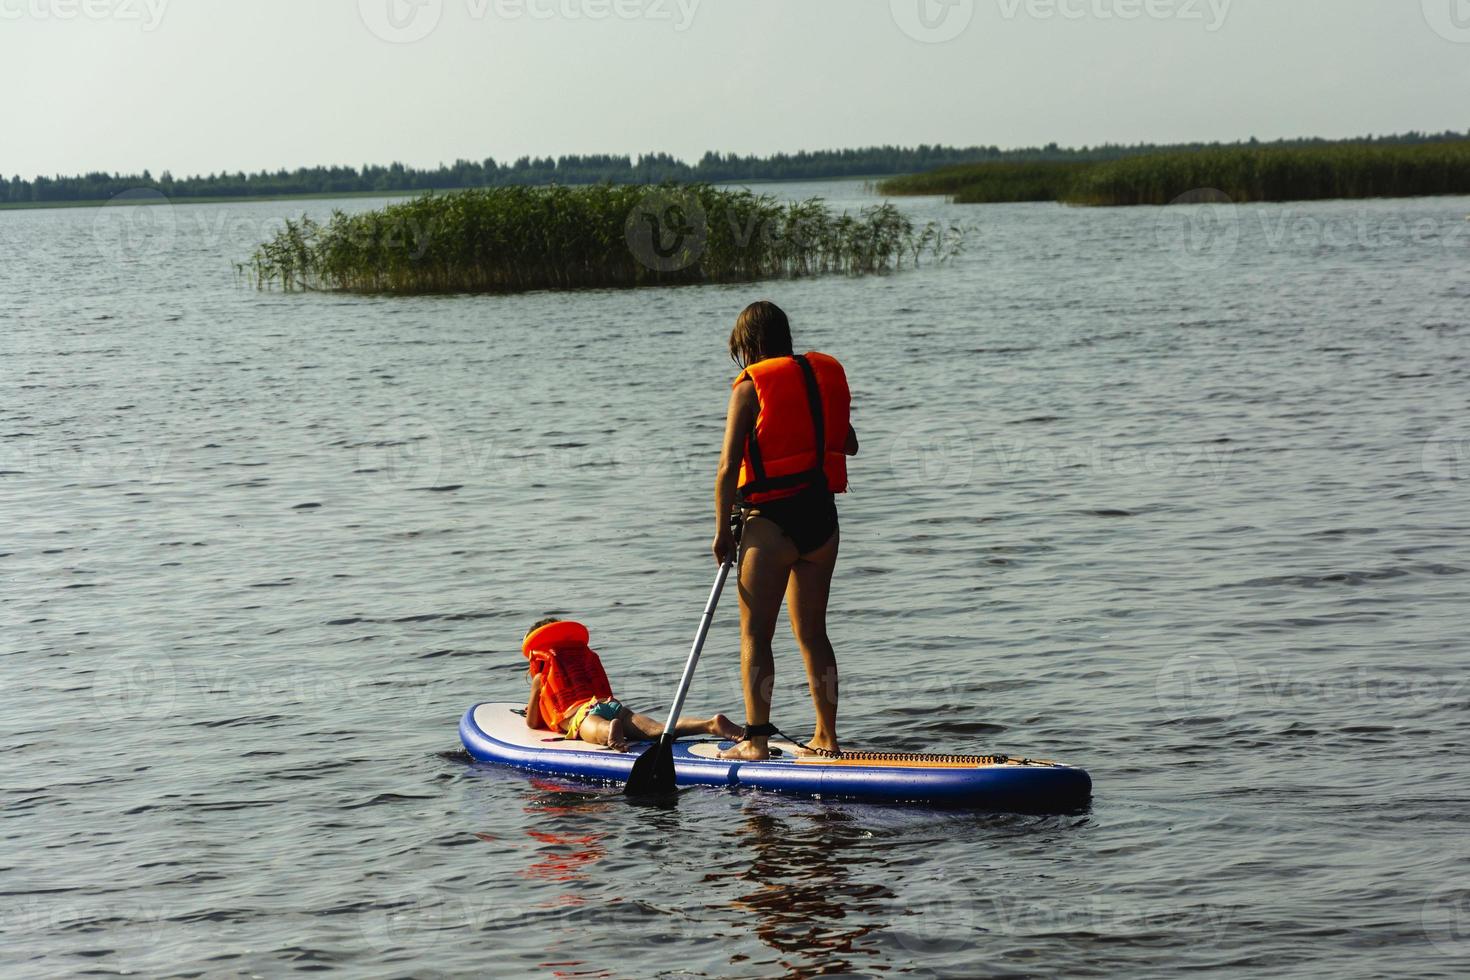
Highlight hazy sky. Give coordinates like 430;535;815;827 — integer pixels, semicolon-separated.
3;0;1467;178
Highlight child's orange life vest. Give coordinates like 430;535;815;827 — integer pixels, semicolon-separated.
522;620;614;726
733;351;851;504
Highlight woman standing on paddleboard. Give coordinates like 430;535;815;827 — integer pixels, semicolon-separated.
712;301;858;761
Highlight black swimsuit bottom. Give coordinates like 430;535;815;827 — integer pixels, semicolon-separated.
745;486;838;554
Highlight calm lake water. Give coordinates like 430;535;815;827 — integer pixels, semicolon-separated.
3;181;1469;978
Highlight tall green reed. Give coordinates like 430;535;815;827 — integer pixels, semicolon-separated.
878;141;1470;207
242;183;957;295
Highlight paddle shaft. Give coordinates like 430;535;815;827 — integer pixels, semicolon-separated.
660;556;733;734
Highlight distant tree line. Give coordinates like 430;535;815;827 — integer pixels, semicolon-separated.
4;131;1468;205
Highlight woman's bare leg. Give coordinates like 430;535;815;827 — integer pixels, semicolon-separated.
786;527;841;755
719;515;796;761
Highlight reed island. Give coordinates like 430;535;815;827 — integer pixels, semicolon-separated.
242;183;954;295
879;140;1470;205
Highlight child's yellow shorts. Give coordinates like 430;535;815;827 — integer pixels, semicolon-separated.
562;698;624;740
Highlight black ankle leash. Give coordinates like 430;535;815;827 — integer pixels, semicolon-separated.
735;721;842;759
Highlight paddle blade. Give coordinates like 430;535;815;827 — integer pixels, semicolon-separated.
625;734;676;795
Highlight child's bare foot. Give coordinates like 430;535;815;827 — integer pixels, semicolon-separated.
606;718;630;753
718;740;769;761
710;714;744;741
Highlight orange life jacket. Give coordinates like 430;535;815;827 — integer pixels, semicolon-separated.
733;351;850;504
522;621;614;726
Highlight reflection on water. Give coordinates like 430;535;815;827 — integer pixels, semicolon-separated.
515;780;610;894
715;803;897;978
486;781;622;979
520;829;608;888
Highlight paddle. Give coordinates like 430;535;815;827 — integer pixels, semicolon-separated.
626;514;741;795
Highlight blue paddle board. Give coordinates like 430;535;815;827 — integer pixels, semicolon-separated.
459;703;1091;812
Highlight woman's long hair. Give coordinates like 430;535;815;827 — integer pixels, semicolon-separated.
729;301;794;370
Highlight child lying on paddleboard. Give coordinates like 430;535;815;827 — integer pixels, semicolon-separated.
522;618;742;752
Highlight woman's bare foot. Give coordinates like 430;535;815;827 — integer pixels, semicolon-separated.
606;717;630;753
709;714;744;741
795;741;841;759
718;739;769;761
